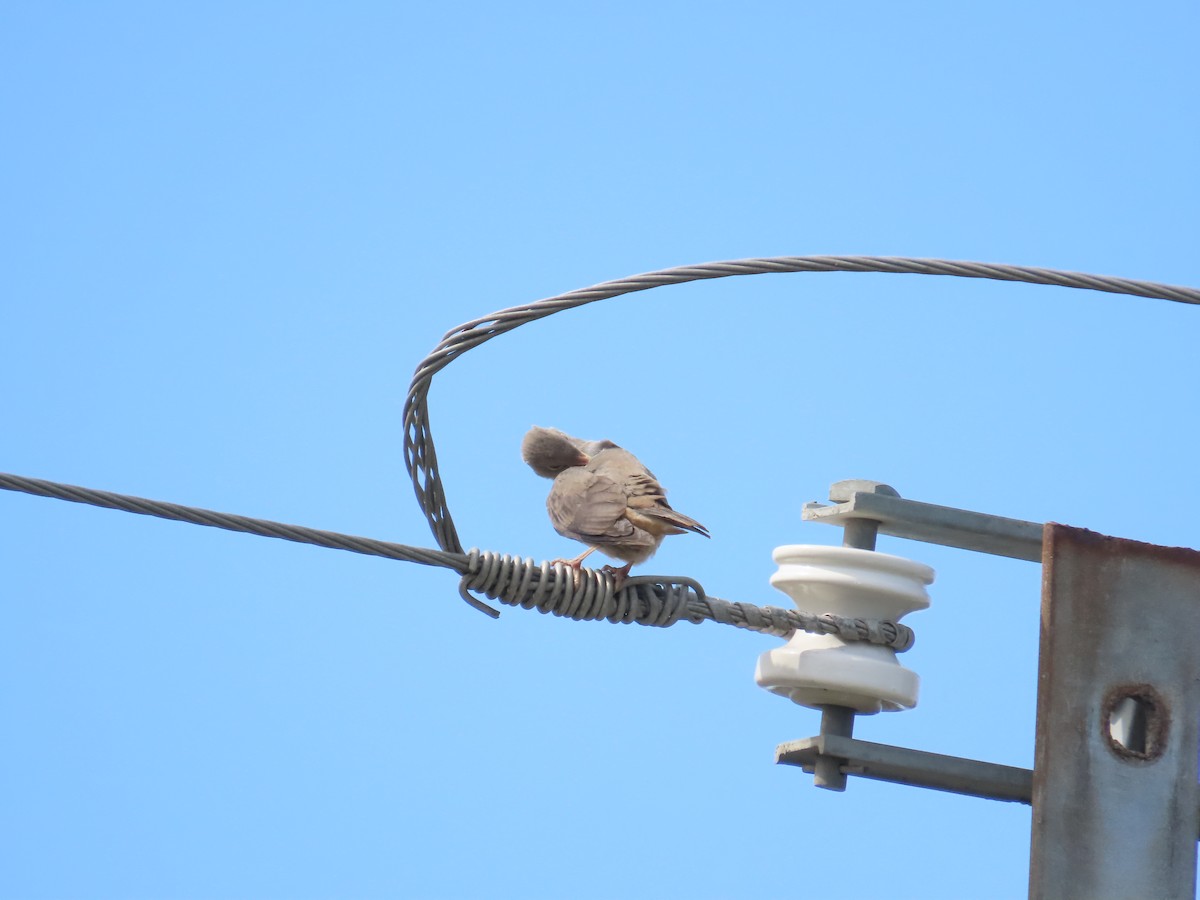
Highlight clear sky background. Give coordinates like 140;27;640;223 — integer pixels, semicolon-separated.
3;4;1198;899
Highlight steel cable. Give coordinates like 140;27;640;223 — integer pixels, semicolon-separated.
7;256;1197;650
0;471;914;649
402;256;1200;556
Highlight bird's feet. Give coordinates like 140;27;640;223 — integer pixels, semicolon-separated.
550;549;595;589
599;562;634;593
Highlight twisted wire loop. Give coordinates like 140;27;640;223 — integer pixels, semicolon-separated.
458;551;704;628
457;550;915;649
0;471;914;648
402;255;1200;558
695;599;916;651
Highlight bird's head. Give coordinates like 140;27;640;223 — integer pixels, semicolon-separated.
522;426;590;478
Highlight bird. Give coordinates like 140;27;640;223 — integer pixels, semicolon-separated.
521;426;709;587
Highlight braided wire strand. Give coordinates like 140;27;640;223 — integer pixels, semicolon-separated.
0;472;916;649
402;255;1200;555
0;472;462;569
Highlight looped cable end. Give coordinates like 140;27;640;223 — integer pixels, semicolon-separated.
889;622;916;653
457;548;502;617
457;582;502;618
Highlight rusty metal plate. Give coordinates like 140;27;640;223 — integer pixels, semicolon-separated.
1030;524;1200;900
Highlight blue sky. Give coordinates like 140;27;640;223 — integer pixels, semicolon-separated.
3;3;1198;898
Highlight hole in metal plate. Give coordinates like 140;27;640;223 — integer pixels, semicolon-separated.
1103;684;1168;762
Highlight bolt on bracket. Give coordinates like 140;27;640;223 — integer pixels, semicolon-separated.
803;481;1043;562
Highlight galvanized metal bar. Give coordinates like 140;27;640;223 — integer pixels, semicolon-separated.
812;706;855;791
803;491;1043;561
1029;525;1200;900
776;734;1034;803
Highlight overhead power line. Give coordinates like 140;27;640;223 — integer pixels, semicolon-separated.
0;471;911;648
6;256;1198;650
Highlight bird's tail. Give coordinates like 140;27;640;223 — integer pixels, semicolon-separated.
642;506;711;538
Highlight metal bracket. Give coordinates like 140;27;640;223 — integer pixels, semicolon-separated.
781;481;1043;802
776;734;1033;803
779;481;1200;900
803;484;1043;562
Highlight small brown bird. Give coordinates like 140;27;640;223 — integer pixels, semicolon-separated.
521;426;710;585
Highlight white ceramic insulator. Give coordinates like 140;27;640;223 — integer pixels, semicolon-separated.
755;544;934;714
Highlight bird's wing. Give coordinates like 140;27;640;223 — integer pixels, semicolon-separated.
591;449;710;538
547;467;655;551
590;449;662;498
